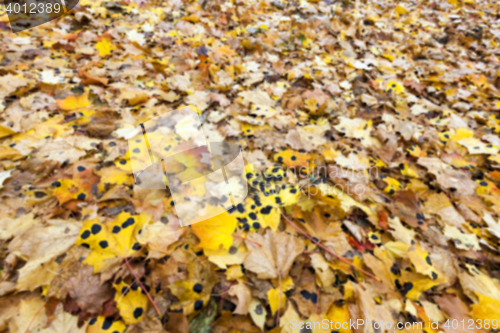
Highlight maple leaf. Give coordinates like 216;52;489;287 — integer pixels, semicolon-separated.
114;281;149;324
56;92;91;111
168;261;218;315
75;212;151;272
243;229;305;279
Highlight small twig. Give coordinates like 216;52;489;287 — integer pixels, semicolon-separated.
124;257;161;317
281;213;381;282
117;242;149;271
24;302;46;333
220;280;236;306
233;235;261;246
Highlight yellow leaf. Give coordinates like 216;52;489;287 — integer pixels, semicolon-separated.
395;4;409;14
181;14;199;23
407;144;424;157
386;80;405;94
0;145;23;160
56;92;91;111
268;287;286;315
114;281;148;324
191;212;237;251
408;243;442;280
249;298;267;331
470;293;500;321
304;98;319;113
268;277;294;315
96;166;132;186
226;264;245;280
280;304;302;333
325;303;353;333
400;270;444;301
399;162;419;178
168;261;218;315
87;316;126;333
380;176;404;195
206;244;248;269
52;179;87;204
458;137;499;155
95;38;116;57
0;124;16;138
75;212;151;272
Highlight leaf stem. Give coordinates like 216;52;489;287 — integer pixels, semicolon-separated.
118;242;149;271
124;256;162;317
233;234;261;246
281;213;381;282
24;302;45;333
220;280;236;306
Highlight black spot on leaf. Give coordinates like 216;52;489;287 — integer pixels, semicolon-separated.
122;217;135;228
133;307;143;319
102;317;113;330
81;230;91;239
401;282;413;296
193;283;203;293
91;224;102;235
390;263;400;275
260;206;273;214
194;300;204;311
300;290;311;300
310;292;318;304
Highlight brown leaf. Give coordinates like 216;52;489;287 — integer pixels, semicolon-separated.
244;229;305;279
66;265;113;314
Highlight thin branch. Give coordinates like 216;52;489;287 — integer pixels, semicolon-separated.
24;302;45;333
220;280;236;306
117;242;149;271
124;256;161;317
233;234;262;246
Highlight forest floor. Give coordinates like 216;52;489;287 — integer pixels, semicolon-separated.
2;0;500;332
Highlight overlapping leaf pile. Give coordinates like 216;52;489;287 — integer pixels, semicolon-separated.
1;0;500;331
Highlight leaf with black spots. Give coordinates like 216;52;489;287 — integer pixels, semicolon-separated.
168;261;218;316
87;316;126;333
113;281;149;324
75;212;151;272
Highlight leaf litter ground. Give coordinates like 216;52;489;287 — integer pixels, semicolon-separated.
2;0;500;332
